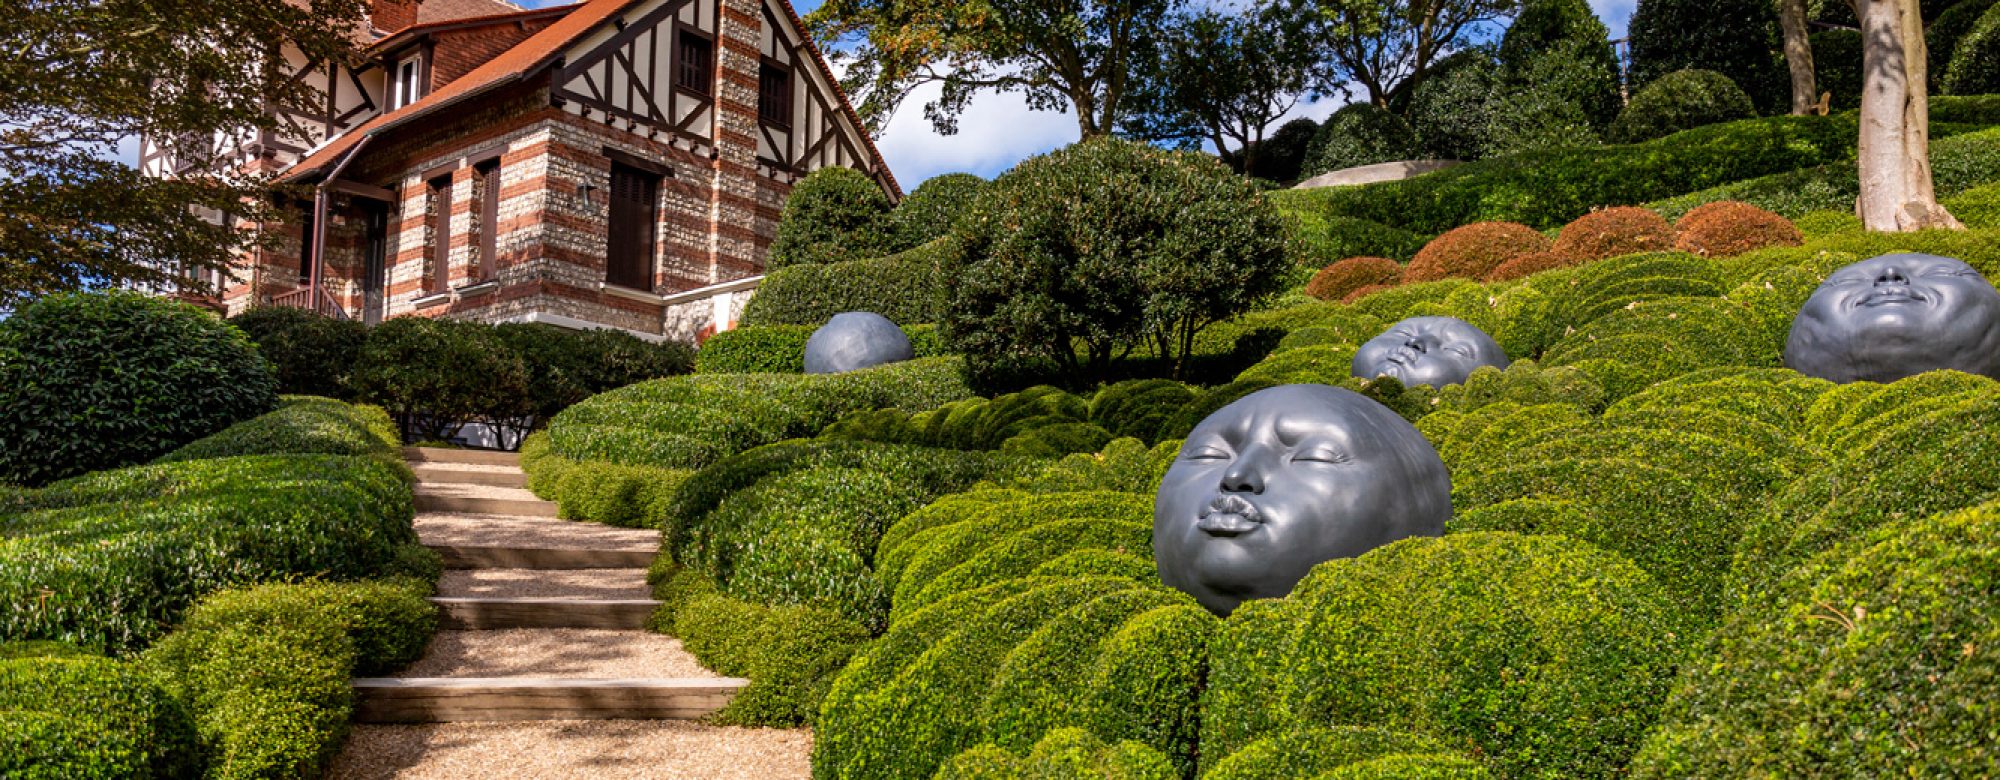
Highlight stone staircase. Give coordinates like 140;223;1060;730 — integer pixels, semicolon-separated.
351;447;746;724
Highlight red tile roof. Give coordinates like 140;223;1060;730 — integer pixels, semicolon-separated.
286;0;898;197
414;0;526;25
368;4;578;54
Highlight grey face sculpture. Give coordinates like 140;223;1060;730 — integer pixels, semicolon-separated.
1154;384;1451;616
1784;253;2000;384
803;312;915;374
1351;316;1509;388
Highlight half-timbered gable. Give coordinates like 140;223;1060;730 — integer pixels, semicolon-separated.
553;0;722;150
752;0;872;182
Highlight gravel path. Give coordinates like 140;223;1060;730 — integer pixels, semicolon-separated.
397;630;717;679
415;513;659;550
326;722;812;780
438;569;651;600
414;462;524;475
416;483;547;502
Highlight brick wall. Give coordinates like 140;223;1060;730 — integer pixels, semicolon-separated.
430;19;562;89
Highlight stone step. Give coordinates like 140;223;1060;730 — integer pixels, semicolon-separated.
415;512;659;553
414;484;557;518
351;677;746;723
412;463;528;489
396;630;717;679
429;544;656;570
431;597;661;630
405;446;521;467
437;569;651;601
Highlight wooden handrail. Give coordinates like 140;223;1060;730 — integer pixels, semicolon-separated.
269;287;351;320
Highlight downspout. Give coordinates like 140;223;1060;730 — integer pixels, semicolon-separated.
308;135;374;312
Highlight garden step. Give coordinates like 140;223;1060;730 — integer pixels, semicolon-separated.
350;677;746;723
428;544;656;570
438;568;651;600
396;630;717;679
431;597;661;630
414;484;557;517
404;446;521;467
412;463;528;489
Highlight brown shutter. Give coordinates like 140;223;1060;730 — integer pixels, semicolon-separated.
605;162;659;291
429;176;452;293
477;161;500;281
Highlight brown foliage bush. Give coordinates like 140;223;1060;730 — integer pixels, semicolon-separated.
1306;256;1404;301
1343;283;1397;303
1403;222;1553;282
1551;207;1675;261
1485;251;1582;282
1672;200;1804;257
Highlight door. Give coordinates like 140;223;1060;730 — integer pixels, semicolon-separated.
361;201;389;325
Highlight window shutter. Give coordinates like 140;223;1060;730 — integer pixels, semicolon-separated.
606;162;659;290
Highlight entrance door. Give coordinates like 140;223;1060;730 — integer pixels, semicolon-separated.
361;201;389;325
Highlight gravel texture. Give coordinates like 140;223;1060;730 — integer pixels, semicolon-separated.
397;630;717;679
415;513;659;551
414;462;526;476
438;569;652;600
326;722;812;780
416;483;549;502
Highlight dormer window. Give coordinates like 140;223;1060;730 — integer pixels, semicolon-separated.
393;56;423;109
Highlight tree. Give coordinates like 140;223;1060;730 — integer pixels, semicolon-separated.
1293;0;1520;109
1120;4;1322;174
1855;0;1964;230
0;0;372;308
1628;0;1788;112
806;0;1177;139
1779;0;1819;113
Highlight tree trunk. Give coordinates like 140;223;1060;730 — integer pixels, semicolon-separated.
1855;0;1964;231
1778;0;1817;114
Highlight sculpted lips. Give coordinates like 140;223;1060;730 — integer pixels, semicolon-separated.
1196;495;1263;537
1856;287;1927;308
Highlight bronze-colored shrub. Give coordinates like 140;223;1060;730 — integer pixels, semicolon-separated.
1672;200;1804;257
1306;257;1404;301
1342;283;1397;304
1551;206;1675;261
1403;222;1552;282
1484;251;1580;281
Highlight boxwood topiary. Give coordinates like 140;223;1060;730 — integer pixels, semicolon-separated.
0;291;278;486
1607;69;1757;144
891;173;987;251
1303;103;1421;178
1483;250;1577;281
0;655;202;779
671;589;870;726
1086;380;1195;444
1404;222;1551;282
1203;726;1480;780
1671;200;1803;258
1305;257;1405;302
768;166;895;269
346;315;530;443
933;727;1177;780
1632;500;2000;777
1291;215;1427;266
227;306;368;398
155;396;400;463
1202;532;1685;779
742;240;950;327
1550;206;1676;261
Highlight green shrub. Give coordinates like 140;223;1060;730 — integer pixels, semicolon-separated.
892;173;988;251
1542;296;1775;395
156;397;399;463
1649;124;2000;220
1609;69;1758;144
1202;532;1685;779
1289;216;1426;267
1086;380;1196;443
1946;1;2000;95
0;454;417;652
768;166;895;269
942;138;1291;380
228;307;368;398
1935;1;2000;92
1791;209;1863;237
1405;51;1500;161
1152;379;1278;441
1633;500;2000;777
1431;359;1607;413
492;322;692;425
878;490;1155;621
672;589;870;726
1480;39;1619;157
1627;0;1783;111
1203;726;1481;780
695;324;816;373
1290;115;1854;234
346;315;529;443
0;655;202;779
742;240;949;326
815;577;1215;780
933;727;1177;780
0;291;278;486
697;466;909;627
1016;439;1178;496
1498;0;1622;129
1303;103;1419;178
139;579;435;779
520;433;690;529
1943;180;2000;227
1672;200;1803;257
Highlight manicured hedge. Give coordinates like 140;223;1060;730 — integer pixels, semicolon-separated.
0;291;278;486
664;581;871;727
0;654;201;779
696;323;942;374
1606;69;1756;144
1201;532;1684;779
1291;215;1427;266
1016;438;1179;496
933;727;1177;780
519;432;691;529
1403;222;1550;282
741;239;950;327
1634;500;2000;777
1203;726;1487;780
877;490;1155;622
1549;206;1675;261
229;306;369;398
1647;124;2000;219
155;397;400;463
1671;201;1802;257
138;579;434;779
767;166;895;269
1267;114;1855;234
820;385;1114;457
0;454;419;653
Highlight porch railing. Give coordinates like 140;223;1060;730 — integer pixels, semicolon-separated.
270;287;351;320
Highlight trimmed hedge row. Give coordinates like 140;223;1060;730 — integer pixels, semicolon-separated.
933;727;1176;780
1648;124;2000;220
0;454;421;653
648;568;870;727
0;652;200;779
155;397;400;464
695;324;943;374
1203;726;1488;780
741;239;951;327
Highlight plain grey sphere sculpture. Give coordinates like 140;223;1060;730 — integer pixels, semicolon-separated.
803;312;915;374
1351;315;1510;388
1153;384;1451;616
1784;253;2000;384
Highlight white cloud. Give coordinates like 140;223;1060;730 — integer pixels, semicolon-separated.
872;81;1083;185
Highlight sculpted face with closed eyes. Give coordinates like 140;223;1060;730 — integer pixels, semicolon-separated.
1153;384;1451;616
1351;316;1510;389
1785;253;2000;383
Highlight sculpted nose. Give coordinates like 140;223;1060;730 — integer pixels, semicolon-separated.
1403;337;1428;353
1876;267;1910;285
1219;448;1267;494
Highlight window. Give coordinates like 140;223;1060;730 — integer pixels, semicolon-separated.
758;61;791;127
427;175;452;293
393;57;422;109
675;30;713;97
605;162;659;291
474;160;500;281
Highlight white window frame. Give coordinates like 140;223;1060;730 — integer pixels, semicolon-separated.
393;55;423;109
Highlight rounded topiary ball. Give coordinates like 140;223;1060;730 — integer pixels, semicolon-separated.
0;291;278;485
1672;201;1804;257
768;166;894;269
1404;222;1552;282
890;173;987;251
804;312;915;374
1307;257;1405;302
1552;206;1676;261
1305;103;1420;178
1607;69;1757;144
1484;250;1579;281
